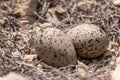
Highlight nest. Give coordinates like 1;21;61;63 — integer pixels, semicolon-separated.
0;0;120;80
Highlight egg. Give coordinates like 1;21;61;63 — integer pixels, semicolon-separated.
66;24;109;58
34;28;77;67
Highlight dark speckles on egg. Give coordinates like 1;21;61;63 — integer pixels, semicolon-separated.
91;33;93;35
41;34;43;37
60;53;65;57
100;34;103;37
95;38;100;43
81;44;84;47
89;48;93;52
88;39;93;44
54;54;57;58
64;49;66;52
79;40;81;42
65;52;68;55
66;23;109;58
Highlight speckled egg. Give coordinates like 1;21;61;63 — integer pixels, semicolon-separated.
34;28;77;67
66;24;109;58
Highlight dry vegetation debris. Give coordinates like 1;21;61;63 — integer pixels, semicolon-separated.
0;0;120;80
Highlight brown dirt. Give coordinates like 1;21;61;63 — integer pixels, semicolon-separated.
0;0;120;80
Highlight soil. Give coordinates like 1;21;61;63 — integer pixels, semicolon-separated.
0;0;120;80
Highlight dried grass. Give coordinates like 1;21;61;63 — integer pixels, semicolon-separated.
0;0;120;80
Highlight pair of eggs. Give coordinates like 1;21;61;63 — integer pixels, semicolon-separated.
34;24;109;67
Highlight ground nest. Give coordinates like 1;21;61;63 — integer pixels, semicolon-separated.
0;0;120;80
